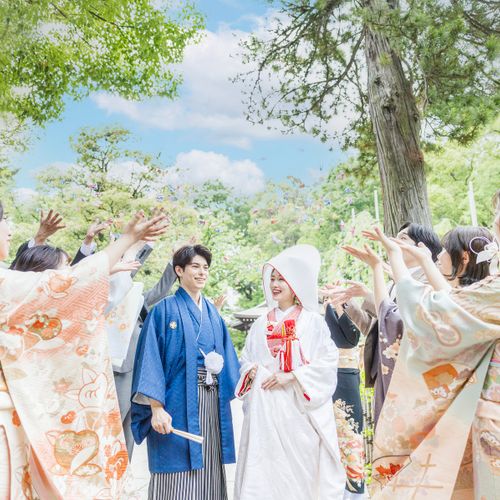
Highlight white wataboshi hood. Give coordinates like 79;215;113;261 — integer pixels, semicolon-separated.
262;244;321;312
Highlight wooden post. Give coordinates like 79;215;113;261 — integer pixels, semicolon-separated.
468;180;478;226
374;189;380;221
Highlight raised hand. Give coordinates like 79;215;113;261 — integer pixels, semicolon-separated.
110;260;141;275
340;280;371;298
122;211;168;243
103;212;167;272
394;240;433;263
214;294;227;312
34;209;66;244
172;235;197;256
342;243;382;269
318;283;342;299
362;227;401;255
84;218;113;245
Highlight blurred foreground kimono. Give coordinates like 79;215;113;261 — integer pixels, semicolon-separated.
371;274;500;500
0;252;128;500
131;287;240;500
234;245;345;500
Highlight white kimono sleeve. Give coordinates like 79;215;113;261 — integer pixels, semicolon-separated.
292;316;339;410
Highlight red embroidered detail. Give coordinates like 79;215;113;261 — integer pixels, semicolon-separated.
303;393;310;401
266;306;308;372
237;371;253;397
283;319;296;336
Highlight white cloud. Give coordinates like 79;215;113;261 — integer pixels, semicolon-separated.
91;12;354;149
91;17;289;149
167;150;265;195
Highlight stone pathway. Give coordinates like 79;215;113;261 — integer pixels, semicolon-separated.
127;399;243;499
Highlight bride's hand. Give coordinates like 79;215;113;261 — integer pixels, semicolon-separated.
261;371;295;390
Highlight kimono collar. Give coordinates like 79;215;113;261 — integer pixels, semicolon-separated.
176;287;203;325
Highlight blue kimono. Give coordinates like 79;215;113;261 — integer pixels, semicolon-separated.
131;287;240;473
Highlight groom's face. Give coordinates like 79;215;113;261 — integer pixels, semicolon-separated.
177;254;210;292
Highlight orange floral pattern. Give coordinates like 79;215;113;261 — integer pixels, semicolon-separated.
0;252;128;498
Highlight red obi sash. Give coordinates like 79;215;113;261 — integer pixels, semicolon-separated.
266;306;308;372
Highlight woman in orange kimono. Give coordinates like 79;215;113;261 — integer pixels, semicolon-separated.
0;203;167;499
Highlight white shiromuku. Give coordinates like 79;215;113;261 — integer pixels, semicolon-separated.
234;245;346;500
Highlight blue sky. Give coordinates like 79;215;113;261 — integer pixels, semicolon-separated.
14;0;347;194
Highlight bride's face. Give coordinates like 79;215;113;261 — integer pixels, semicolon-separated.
270;269;295;305
0;215;11;261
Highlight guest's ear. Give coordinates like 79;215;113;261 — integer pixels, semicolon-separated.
461;251;470;271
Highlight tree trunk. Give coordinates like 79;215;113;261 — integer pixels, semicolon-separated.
364;2;432;235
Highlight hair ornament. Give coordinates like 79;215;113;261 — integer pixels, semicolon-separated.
469;237;499;274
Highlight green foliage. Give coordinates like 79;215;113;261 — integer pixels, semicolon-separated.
0;0;204;126
239;0;498;150
427;117;500;234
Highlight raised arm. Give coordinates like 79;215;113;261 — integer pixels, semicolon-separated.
144;261;177;309
72;218;114;265
33;209;66;245
342;243;388;312
361;228;410;284
103;212;168;270
394;240;452;292
321;279;378;328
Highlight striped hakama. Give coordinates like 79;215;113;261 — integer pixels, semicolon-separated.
148;369;227;500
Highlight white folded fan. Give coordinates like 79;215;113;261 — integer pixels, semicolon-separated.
171;427;204;444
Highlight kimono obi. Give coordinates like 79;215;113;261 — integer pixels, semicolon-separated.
338;347;360;369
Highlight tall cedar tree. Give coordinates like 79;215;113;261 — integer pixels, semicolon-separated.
238;0;498;233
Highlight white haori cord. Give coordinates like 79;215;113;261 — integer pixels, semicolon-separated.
199;349;224;385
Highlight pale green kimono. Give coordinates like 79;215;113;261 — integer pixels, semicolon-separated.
370;274;500;500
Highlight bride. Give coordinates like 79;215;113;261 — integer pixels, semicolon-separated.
234;244;346;500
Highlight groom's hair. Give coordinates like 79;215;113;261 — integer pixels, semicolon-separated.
172;244;212;280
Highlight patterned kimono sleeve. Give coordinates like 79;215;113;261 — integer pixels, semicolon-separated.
70;250;109;284
131;306;166;406
378;298;404;372
50;251;110;317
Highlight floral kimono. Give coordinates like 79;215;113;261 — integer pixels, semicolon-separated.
0;252;128;499
370;274;500;500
